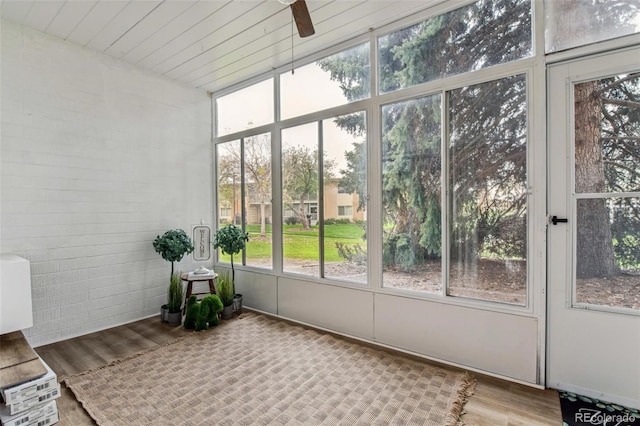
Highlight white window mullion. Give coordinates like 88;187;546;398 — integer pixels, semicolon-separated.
273;72;284;274
441;91;450;298
240;137;246;267
271;129;283;275
368;29;382;292
368;109;382;292
318;119;325;278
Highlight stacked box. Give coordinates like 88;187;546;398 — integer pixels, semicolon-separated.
0;400;58;426
0;364;57;409
0;358;59;425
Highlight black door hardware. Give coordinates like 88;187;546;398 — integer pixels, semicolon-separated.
551;216;568;225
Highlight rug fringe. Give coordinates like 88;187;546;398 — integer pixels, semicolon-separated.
445;371;477;426
62;382;107;426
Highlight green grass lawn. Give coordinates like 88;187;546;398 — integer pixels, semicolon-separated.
217;223;366;263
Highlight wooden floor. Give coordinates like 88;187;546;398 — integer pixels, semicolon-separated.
35;312;562;426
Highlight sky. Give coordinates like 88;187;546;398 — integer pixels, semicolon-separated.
216;62;363;171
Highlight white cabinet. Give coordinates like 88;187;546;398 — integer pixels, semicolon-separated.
0;254;33;334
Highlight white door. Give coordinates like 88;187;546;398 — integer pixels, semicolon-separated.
547;47;640;409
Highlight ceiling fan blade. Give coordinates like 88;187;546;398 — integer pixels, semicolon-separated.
290;0;315;38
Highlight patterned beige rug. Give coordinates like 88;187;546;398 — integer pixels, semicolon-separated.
65;312;475;425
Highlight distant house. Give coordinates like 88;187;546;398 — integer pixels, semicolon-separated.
219;179;364;226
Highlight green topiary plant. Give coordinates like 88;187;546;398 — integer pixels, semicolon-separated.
212;224;249;291
153;229;194;276
183;295;199;329
183;294;223;331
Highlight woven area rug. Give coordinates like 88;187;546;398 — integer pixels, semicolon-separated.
64;312;476;425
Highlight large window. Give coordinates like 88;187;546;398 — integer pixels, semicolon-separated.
216;135;273;270
216;79;273;137
281;112;368;283
243;133;273;269
217;140;241;227
280;43;370;120
214;0;535;305
282;122;320;276
378;0;531;94
448;75;528;305
376;0;531;305
382;95;442;294
323;112;367;283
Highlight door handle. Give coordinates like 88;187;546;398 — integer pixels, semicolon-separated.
550;215;568;225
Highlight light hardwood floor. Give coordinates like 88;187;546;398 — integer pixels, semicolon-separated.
35;311;561;425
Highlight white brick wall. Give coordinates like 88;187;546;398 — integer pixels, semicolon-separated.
1;20;212;346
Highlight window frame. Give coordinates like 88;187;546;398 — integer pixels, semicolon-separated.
337;205;353;217
212;0;545;316
279;111;368;283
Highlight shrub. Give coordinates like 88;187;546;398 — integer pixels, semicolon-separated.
383;233;399;268
335;242;367;265
285;216;299;225
394;233;417;272
383;232;416;272
325;218;352;225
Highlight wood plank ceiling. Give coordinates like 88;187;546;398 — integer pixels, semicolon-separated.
0;0;439;95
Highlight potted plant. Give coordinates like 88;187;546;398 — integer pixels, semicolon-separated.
212;224;249;315
166;272;184;326
153;229;194;322
216;271;234;320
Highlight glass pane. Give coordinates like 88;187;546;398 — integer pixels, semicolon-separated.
545;1;640;53
575;74;640;194
243;133;272;270
282;122;320;276
216;140;242;263
448;74;528;305
216;78;273;137
281;43;370;120
382;95;442;293
378;0;531;94
576;198;640;310
323;112;367;283
574;73;640;311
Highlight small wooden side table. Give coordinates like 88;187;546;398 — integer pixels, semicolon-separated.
181;272;218;314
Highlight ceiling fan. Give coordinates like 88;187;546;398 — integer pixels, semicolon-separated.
279;0;315;37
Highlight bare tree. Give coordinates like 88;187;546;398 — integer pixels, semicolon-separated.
217;141;241;225
244;134;271;237
282;145;336;230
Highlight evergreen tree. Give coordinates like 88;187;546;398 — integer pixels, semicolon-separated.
320;0;531;269
318;0;640;276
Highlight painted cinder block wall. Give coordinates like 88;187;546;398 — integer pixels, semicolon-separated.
0;20;212;346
